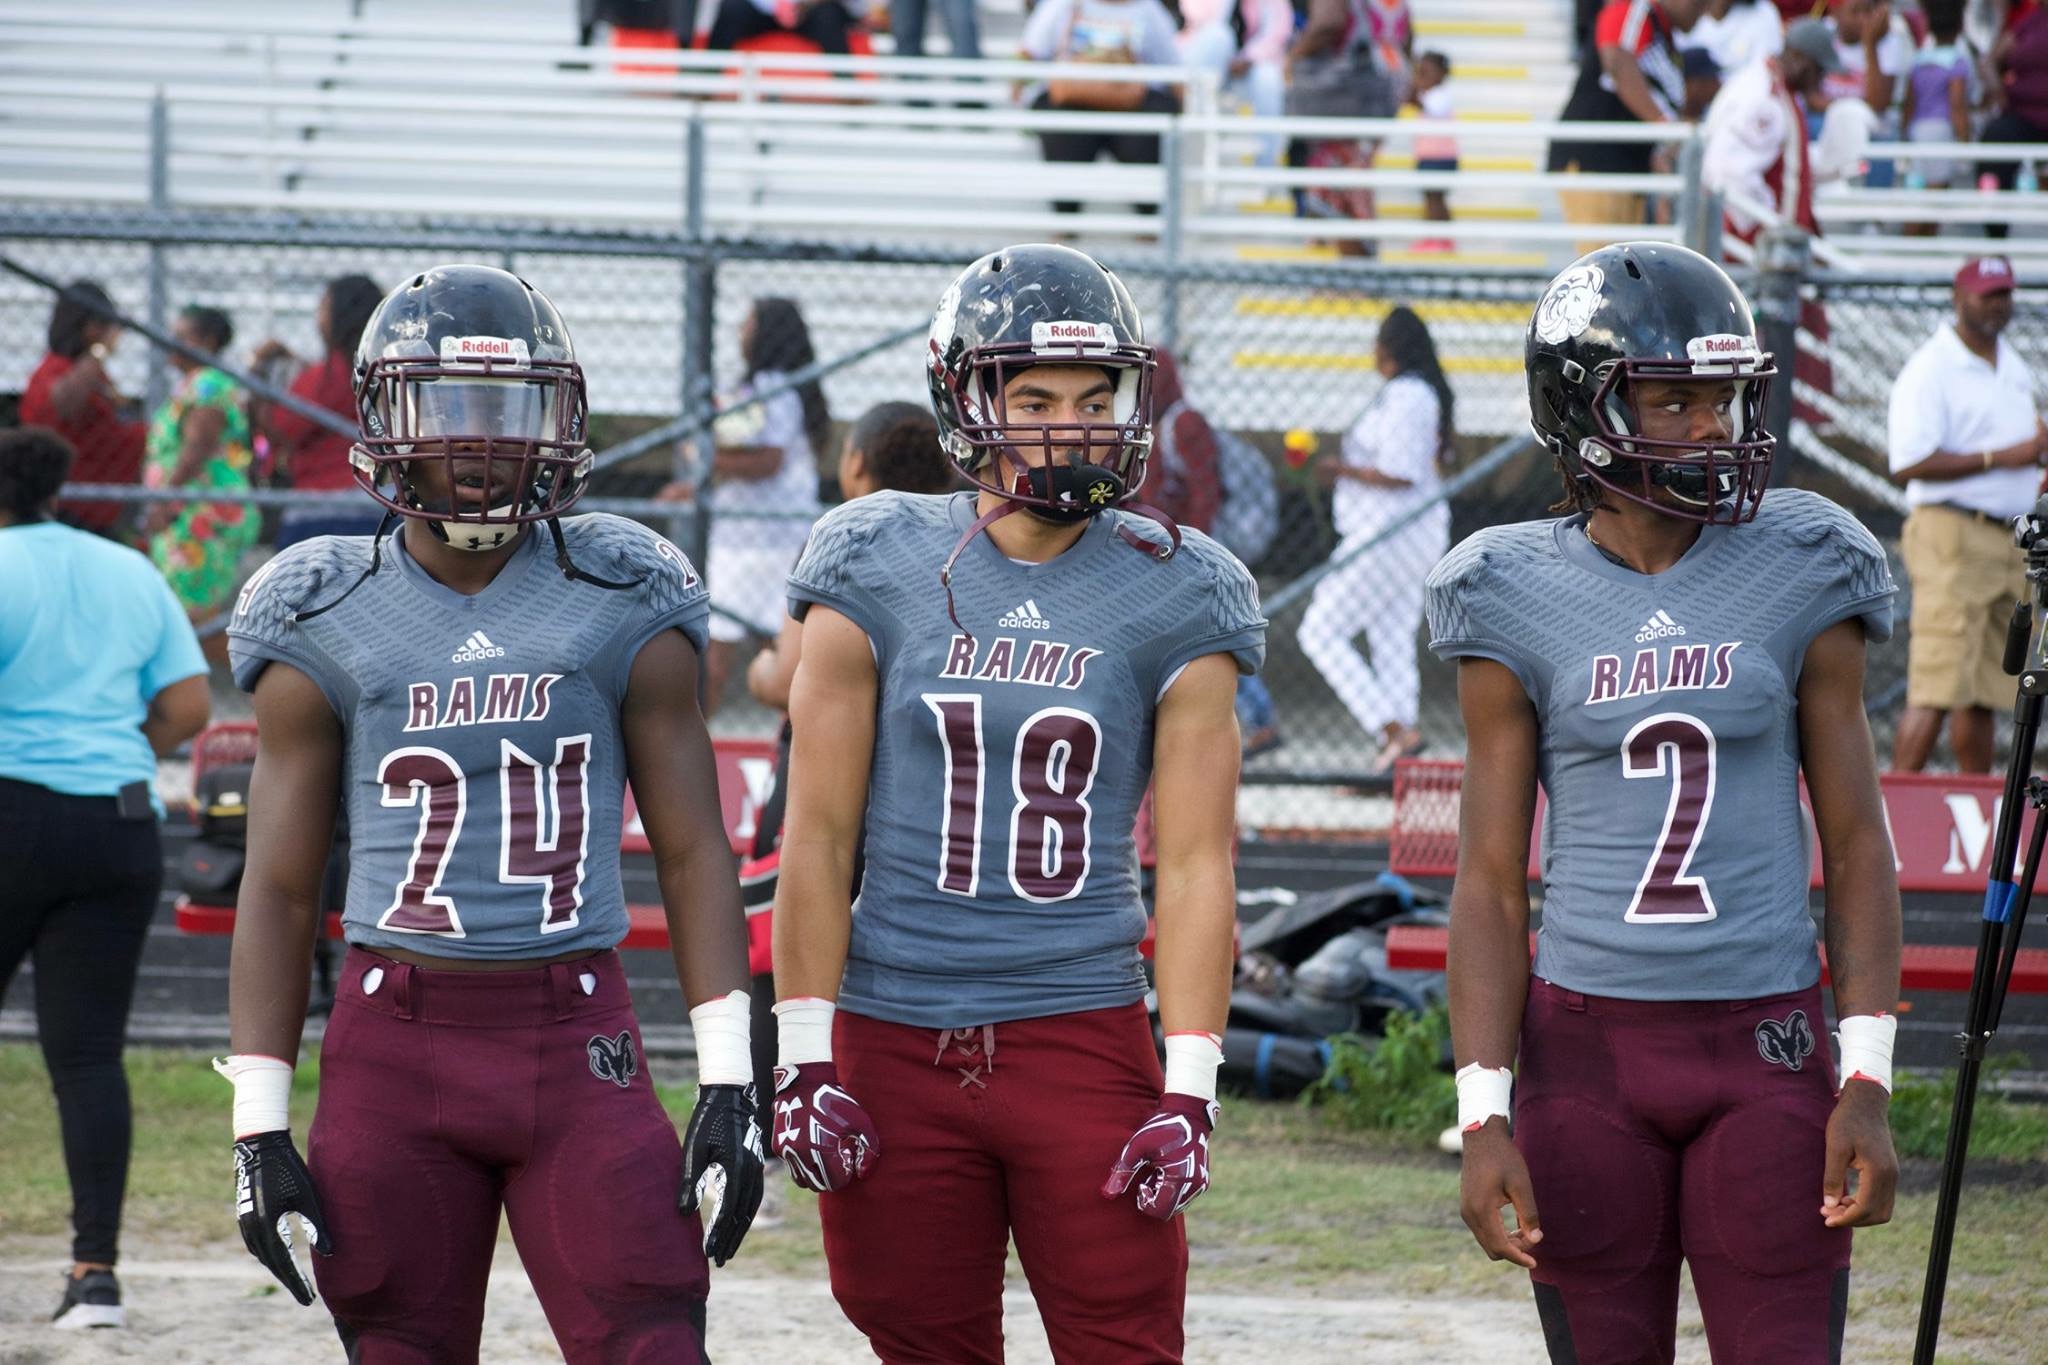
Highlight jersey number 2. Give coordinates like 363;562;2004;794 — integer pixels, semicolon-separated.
1620;712;1718;923
927;695;1101;903
378;737;592;937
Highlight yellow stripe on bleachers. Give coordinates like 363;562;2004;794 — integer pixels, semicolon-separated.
1227;244;1546;267
1395;106;1532;123
1376;153;1537;172
1234;351;1523;373
1415;19;1527;37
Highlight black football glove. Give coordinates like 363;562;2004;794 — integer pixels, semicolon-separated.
680;1082;766;1266
233;1131;331;1305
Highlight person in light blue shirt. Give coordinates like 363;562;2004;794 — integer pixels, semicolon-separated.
0;426;210;1330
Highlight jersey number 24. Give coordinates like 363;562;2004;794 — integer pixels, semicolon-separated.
377;737;592;937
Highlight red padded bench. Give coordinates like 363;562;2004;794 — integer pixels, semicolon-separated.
1384;758;2048;994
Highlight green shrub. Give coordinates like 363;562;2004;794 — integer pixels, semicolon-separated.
1302;1006;1456;1146
1888;1057;2048;1163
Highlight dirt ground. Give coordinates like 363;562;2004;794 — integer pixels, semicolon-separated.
0;1239;1549;1365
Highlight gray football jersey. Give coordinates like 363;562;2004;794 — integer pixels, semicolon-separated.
227;515;709;960
788;491;1266;1029
1425;489;1895;1000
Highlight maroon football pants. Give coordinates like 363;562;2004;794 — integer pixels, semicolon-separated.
1515;977;1852;1365
820;1002;1188;1364
308;948;709;1364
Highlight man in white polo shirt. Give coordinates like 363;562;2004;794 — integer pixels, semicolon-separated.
1889;255;2047;772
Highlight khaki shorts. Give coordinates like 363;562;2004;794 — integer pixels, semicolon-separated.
1558;162;1645;259
1902;504;2029;712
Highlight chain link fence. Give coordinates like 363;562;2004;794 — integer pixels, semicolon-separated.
3;209;2027;833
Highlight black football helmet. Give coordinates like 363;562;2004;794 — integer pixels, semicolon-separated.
927;244;1154;522
1526;242;1776;525
352;265;590;552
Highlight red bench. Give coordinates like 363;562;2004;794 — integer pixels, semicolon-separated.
1383;758;2048;994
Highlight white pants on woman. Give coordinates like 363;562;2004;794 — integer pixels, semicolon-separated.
1297;503;1450;739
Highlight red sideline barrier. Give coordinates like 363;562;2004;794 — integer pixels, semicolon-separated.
1382;924;2048;995
1391;758;2048;896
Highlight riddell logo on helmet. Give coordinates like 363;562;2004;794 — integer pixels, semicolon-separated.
1030;320;1117;350
440;335;532;365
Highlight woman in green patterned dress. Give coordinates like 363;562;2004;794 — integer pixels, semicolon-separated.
144;305;259;625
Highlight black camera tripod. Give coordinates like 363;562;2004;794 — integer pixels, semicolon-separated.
1914;493;2048;1364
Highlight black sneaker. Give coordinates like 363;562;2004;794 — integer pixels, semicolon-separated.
51;1268;124;1330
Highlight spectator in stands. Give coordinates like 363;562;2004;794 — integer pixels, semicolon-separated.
1683;44;1725;116
1889;255;2046;772
1298;305;1453;773
1977;0;2048;223
1550;0;1707;256
1284;0;1406;249
1824;0;1914;182
1136;347;1221;533
0;426;210;1332
1023;0;1183;215
1702;17;1839;239
18;281;145;539
1412;51;1460;249
889;0;981;58
746;401;952;712
1178;0;1292;167
1903;0;1975;226
143;306;259;635
1136;348;1281;754
703;0;862;54
673;297;826;715
1680;0;1786;74
248;274;383;547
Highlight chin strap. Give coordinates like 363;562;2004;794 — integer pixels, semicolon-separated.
1112;500;1182;562
291;509;399;623
938;497;1182;642
940;499;1025;641
546;516;642;591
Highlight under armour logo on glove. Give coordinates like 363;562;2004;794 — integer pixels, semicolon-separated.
232;1132;332;1306
1755;1010;1817;1073
771;1061;879;1193
1102;1094;1219;1221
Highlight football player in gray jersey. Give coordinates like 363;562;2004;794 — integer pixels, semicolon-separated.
1428;243;1903;1364
770;244;1265;1362
217;266;764;1363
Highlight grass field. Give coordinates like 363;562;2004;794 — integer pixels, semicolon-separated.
1;1046;2045;1361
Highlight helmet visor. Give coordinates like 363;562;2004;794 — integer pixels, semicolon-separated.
403;376;556;446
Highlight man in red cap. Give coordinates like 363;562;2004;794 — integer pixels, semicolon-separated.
1888;254;2048;771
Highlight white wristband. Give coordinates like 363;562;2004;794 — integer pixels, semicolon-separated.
1836;1012;1897;1094
1163;1031;1225;1104
213;1054;293;1139
1455;1062;1514;1134
688;990;753;1087
773;996;836;1067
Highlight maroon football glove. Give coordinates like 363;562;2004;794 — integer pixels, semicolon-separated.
771;1061;880;1193
1101;1094;1218;1220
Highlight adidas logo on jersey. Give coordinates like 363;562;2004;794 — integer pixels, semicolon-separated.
998;599;1051;631
451;630;507;664
1634;610;1687;644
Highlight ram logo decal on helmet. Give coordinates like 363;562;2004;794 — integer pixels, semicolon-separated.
1532;264;1605;345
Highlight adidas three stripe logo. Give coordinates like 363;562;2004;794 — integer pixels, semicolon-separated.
998;599;1051;631
1634;610;1686;644
451;630;507;663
